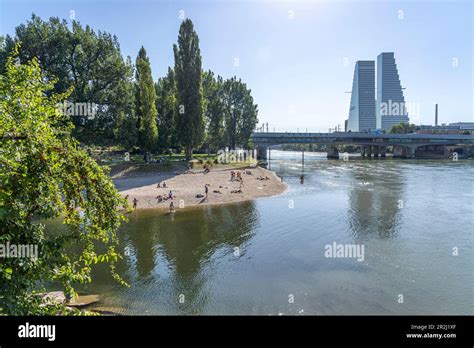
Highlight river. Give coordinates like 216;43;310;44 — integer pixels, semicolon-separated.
52;150;473;315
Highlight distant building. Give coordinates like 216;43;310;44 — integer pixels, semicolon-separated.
346;61;376;132
448;122;474;130
416;122;474;134
376;52;409;131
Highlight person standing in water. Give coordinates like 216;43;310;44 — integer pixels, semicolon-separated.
133;197;138;209
169;201;175;213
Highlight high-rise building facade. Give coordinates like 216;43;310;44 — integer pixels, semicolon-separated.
346;61;376;132
376;52;409;130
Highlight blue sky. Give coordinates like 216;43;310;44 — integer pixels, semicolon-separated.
1;0;472;131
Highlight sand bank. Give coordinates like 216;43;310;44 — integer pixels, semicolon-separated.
114;164;287;211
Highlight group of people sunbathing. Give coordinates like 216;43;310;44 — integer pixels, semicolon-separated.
156;190;175;203
230;170;252;181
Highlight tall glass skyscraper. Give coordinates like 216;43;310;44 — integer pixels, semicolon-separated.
376;52;409;130
347;61;376;132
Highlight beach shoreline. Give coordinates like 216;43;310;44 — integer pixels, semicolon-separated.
113;163;287;211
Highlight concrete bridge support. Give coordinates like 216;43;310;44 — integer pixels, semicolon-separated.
393;145;416;158
393;146;403;158
380;146;387;157
257;146;268;160
404;146;416;159
373;146;380;157
327;145;339;159
360;146;366;157
366;146;373;157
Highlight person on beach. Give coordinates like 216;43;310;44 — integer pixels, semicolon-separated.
169;201;175;213
168;191;173;199
163;182;167;188
133;198;138;209
205;184;209;199
239;177;244;188
230;171;235;181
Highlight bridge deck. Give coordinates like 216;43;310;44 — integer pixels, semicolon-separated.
251;132;474;146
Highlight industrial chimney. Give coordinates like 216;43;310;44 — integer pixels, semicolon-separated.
435;104;438;126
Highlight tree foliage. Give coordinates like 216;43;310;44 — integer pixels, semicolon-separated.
221;77;258;149
202;70;225;151
0;14;259;157
135;47;158;152
389;122;416;134
0;46;127;315
156;68;177;152
173;19;204;159
2;14;135;145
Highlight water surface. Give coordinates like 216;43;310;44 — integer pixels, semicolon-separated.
53;151;473;315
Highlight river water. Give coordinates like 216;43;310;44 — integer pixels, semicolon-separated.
61;150;473;315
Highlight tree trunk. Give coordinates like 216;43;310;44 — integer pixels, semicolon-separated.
185;146;193;160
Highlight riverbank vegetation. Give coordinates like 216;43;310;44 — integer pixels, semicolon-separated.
0;14;259;314
0;15;258;160
0;45;127;315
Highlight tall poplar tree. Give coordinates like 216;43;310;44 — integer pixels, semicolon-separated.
173;19;204;160
135;46;158;153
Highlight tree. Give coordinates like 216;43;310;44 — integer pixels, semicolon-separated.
135;46;158;153
202;70;225;152
114;56;138;150
155;67;177;152
2;14;135;145
389;122;416;134
173;19;204;160
0;46;127;315
221;77;258;149
0;35;7;75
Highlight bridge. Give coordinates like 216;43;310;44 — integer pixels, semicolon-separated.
250;132;474;159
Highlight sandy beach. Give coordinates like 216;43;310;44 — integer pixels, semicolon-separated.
113;164;287;211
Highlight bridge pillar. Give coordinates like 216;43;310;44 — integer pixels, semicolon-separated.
257;146;268;160
394;146;416;158
373;146;380;157
393;146;403;158
366;146;373;157
360;146;366;157
327;145;339;159
404;146;416;159
380;146;387;157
